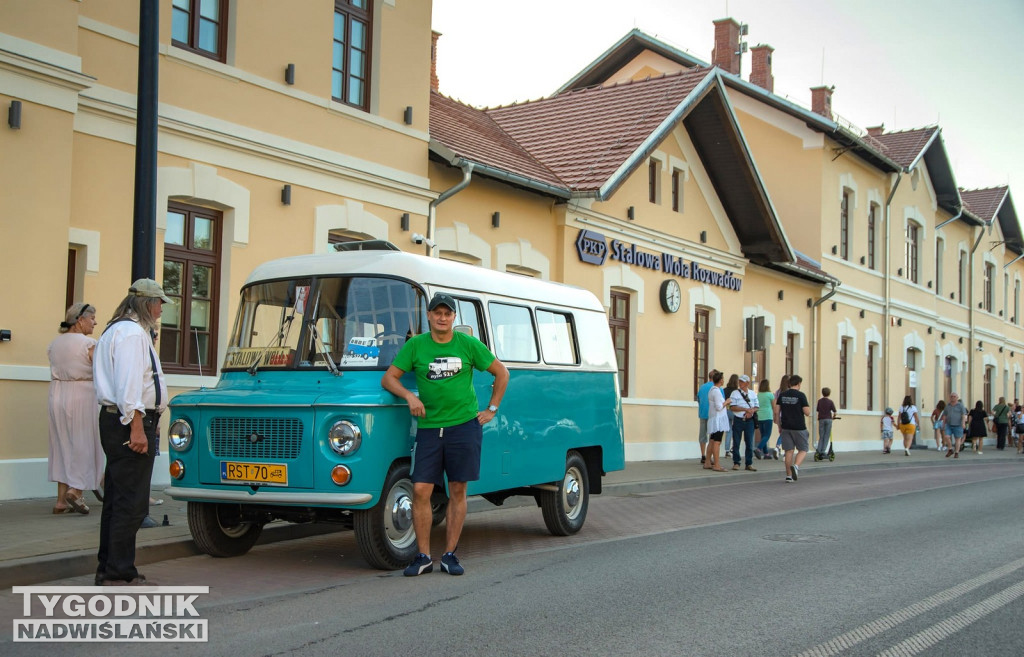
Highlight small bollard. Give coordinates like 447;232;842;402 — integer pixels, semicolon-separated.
161;514;169;526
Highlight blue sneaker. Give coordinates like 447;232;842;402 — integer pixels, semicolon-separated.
404;553;432;577
440;551;464;576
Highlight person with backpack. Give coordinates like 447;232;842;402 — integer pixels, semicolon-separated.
991;396;1011;450
897;395;920;456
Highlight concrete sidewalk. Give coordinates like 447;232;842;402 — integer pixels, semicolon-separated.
1;445;1018;588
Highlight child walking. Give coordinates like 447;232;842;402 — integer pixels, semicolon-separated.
881;407;895;454
816;387;837;458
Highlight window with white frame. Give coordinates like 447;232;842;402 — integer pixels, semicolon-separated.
840;190;851;261
867;203;878;269
905;221;920;283
935;237;944;295
648;158;662;204
984;262;995;312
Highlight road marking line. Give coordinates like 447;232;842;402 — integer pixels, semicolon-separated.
795;556;1024;657
876;579;1024;657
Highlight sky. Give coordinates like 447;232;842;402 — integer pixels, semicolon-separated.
432;0;1024;201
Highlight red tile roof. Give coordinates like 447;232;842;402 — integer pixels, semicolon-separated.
487;68;713;192
429;92;565;189
869;127;938;168
960;186;1008;222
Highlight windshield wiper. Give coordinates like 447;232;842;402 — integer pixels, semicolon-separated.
306;319;340;376
248;312;295;376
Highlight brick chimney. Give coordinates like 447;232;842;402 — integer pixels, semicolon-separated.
430;30;440;92
866;125;885;137
750;44;774;92
810;85;834;120
711;18;741;76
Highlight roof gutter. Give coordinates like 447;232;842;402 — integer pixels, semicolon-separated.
809;279;840;446
882;171;904;415
967;219;993;404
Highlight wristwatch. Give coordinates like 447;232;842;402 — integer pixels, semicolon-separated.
487;404;498;413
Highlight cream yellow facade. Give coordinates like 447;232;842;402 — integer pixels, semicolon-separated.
2;3;1021;500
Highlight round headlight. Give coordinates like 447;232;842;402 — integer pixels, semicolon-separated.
168;420;193;451
328;420;362;456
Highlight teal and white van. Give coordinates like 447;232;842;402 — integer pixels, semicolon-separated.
166;243;625;569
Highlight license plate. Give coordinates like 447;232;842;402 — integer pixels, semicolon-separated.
220;461;288;486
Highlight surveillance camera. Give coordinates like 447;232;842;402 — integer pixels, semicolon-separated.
410;233;436;248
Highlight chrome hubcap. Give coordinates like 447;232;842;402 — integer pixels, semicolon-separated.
563;467;583;520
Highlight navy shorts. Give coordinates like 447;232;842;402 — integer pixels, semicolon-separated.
410;418;482;487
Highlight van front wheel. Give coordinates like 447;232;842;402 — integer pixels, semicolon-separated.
354;463;418;569
540;451;589;536
187;502;263;557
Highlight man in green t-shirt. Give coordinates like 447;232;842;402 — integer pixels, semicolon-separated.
382;292;509;577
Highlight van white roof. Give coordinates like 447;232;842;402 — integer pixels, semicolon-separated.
243;250;605;312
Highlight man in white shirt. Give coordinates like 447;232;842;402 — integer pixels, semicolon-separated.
93;278;170;586
728;374;759;471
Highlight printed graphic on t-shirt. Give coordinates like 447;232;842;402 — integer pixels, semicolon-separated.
427;356;463;380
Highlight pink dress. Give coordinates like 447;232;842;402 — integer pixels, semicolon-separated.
47;332;103;490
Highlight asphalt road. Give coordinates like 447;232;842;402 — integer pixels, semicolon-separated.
5;464;1023;656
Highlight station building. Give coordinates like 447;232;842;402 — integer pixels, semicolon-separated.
1;2;1020;499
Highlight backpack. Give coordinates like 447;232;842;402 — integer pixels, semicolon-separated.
899;408;911;425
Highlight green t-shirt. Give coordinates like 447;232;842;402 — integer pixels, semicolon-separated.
391;331;496;429
993;403;1010;424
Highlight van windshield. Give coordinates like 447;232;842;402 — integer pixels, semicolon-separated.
223;276;427;371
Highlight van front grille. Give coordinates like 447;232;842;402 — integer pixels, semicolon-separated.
209;418;303;459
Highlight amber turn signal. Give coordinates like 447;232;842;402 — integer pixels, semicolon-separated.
169;459;185;480
331;464;352;486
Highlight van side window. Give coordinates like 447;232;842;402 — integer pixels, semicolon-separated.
452;297;486;345
489;302;539;362
536;309;579;365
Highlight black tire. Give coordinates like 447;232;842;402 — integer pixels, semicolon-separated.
354;462;418;570
540;451;589;536
187;502;263;558
430;489;448;527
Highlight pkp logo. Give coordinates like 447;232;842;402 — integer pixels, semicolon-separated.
576;229;608;265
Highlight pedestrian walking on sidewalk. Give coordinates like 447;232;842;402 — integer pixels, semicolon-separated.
777;375;810;483
697;369;717;465
967;400;988;454
940;393;968;458
991;396;1011;450
723;373;739;459
930;400;946;452
47;303;103;515
382;293;509;577
772;374;790;455
728;375;759;471
815;387;837;458
93;279;170;586
704;371;729;472
880;407;895;454
754;379;775;460
897;396;920;456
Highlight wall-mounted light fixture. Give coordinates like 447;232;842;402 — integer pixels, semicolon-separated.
806;298;813;308
859;309;865;318
777;290;784;301
950;292;955;300
1012;351;1015;357
927;280;933;288
0;329;10;342
831;245;837;255
897;318;902;327
281;184;291;205
627;206;635;220
285;63;295;85
941;332;945;339
927;327;932;334
491;211;500;228
859;256;866;265
999;310;1003;317
978;302;984;309
404;106;413;125
897;267;903;276
830;302;837;311
959;337;963;344
999;346;1004;353
400;212;410;232
8;100;21;129
699;230;707;243
978;341;984;350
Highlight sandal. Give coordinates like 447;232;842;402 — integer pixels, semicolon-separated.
65;491;90;515
52;506;72;514
711;466;727;472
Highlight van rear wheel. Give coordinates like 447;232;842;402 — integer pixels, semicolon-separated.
354;463;418;569
540;451;589;536
187;502;264;557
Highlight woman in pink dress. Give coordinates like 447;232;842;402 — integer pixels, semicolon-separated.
47;303;103;514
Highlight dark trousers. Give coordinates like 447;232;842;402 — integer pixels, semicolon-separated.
996;423;1009;449
96;410;156;584
732;417;755;466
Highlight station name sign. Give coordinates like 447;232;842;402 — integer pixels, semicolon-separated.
575;229;742;291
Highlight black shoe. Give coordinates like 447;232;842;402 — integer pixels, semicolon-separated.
791;464;799;481
700;455;706;464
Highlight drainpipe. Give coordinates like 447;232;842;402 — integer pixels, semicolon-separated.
426;161;474;257
810;280;839;446
882;171;903;416
967;220;991;404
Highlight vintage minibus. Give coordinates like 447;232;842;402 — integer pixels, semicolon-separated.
166;242;625;569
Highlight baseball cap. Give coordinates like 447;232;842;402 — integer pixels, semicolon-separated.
428;292;457;312
885;407;894;415
129;278;172;304
738;374;751;383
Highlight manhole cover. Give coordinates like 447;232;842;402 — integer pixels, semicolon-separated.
761;534;836;543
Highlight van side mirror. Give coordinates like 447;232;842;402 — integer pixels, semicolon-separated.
454;324;473;336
